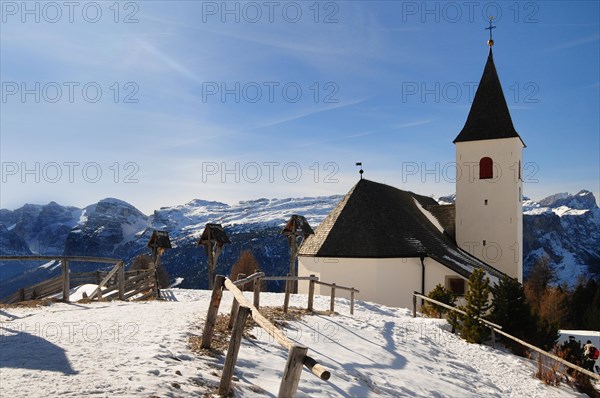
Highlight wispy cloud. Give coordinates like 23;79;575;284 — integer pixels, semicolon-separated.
546;34;600;52
250;98;369;130
137;39;203;84
299;119;432;148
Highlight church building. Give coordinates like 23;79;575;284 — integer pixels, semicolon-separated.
297;35;525;309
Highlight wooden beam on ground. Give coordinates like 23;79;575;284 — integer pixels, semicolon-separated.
302;356;331;381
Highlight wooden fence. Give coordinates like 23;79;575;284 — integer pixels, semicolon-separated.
412;292;600;381
0;256;158;304
202;272;340;397
255;273;359;315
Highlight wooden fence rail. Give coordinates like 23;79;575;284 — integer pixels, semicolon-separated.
201;274;331;398
2;276;63;304
252;274;359;315
412;292;600;381
1;256;158;304
0;255;121;263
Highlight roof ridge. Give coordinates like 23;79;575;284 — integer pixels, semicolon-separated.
298;181;358;256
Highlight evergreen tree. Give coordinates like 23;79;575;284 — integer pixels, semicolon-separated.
490;275;535;355
490;275;559;355
583;288;600;330
570;278;599;329
460;268;491;344
530;313;559;352
422;284;456;318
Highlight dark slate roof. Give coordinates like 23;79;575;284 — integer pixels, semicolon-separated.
299;179;505;281
454;49;525;147
147;230;172;249
425;204;456;241
198;223;231;247
282;215;314;238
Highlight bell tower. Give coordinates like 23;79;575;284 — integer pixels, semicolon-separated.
454;19;525;281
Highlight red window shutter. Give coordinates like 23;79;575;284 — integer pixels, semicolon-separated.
479;157;493;179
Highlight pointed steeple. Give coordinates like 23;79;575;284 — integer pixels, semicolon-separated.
453;49;525;146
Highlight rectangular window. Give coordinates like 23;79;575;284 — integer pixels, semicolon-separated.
446;277;466;296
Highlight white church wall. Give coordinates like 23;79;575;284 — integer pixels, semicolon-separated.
455;137;523;281
298;256;467;309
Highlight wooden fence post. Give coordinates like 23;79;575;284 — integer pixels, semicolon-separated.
152;262;160;299
278;345;308;398
253;275;261;309
329;283;336;313
490;328;496;348
118;261;125;300
412;292;417;318
350;289;355;315
201;275;226;349
219;306;251;397
96;270;101;284
307;275;315;312
18;288;25;302
283;273;291;314
61;259;70;302
228;273;246;330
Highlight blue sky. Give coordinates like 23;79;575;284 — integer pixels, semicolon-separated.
1;1;599;213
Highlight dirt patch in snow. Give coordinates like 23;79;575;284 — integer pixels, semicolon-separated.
189;306;322;356
0;298;61;308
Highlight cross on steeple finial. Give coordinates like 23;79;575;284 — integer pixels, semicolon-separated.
486;16;496;47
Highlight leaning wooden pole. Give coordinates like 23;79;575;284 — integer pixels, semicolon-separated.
118;261;125;300
278;345;309;398
219;306;251;397
201;275;226;349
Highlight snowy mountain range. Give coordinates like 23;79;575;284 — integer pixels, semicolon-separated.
1;190;598;297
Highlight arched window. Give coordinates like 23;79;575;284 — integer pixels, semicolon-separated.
479;157;493;179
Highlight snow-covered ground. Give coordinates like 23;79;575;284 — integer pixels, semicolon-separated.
0;289;589;397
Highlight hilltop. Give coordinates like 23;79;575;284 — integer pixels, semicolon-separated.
0;289;585;397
